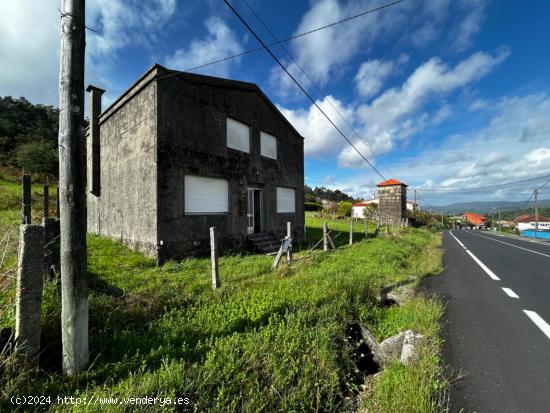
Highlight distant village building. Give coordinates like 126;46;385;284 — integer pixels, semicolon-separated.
85;64;304;259
514;215;550;232
351;197;418;219
463;212;487;229
376;179;408;225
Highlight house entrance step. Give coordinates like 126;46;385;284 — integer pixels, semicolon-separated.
248;233;281;254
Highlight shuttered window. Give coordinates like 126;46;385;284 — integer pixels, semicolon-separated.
227;117;250;153
277;187;295;213
260;131;277;159
184;175;229;214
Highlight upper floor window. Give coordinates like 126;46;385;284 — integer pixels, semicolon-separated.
227;117;250;153
260;131;277;159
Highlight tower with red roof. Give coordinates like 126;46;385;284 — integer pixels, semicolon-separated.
377;178;408;225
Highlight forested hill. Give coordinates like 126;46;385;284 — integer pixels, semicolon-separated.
0;96;59;177
304;185;358;203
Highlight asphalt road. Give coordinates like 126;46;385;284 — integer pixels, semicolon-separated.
423;230;550;413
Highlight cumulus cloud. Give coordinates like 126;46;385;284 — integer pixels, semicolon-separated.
0;0;176;106
279;49;509;170
270;0;488;98
164;17;244;77
342;48;510;164
0;1;60;104
278;95;358;161
354;55;408;99
451;0;486;52
87;0;176;56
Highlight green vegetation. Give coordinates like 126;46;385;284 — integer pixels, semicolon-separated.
337;201;352;217
0;96;61;177
304;184;359;203
1;181;445;412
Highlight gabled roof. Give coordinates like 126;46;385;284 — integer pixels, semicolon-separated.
377;178;407;187
515;215;550;223
97;63;304;139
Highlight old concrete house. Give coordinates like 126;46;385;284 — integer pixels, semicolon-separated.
86;64;305;259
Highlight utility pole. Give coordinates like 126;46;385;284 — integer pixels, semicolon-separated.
498;207;501;232
58;0;88;376
414;189;417;210
534;189;539;235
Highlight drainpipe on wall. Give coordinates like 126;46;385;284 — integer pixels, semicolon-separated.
86;85;105;196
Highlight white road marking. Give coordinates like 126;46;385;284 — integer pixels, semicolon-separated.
450;231;501;280
470;232;550;259
465;249;501;280
523;310;550;340
449;231;465;247
501;287;519;298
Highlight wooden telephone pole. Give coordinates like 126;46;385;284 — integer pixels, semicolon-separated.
58;0;88;375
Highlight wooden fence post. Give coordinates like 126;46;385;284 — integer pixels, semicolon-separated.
364;217;368;239
43;184;49;218
15;224;44;366
286;222;292;265
210;227;220;289
349;218;353;245
323;221;328;251
22;174;31;224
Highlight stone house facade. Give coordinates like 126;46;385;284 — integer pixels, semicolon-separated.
86;64;305;259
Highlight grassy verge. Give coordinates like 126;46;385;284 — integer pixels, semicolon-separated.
1;180;445;412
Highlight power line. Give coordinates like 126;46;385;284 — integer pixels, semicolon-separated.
412;173;550;192
157;0;407;81
223;0;387;180
520;175;550;211
239;0;394;180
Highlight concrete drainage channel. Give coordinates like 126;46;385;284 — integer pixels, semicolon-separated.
345;277;425;410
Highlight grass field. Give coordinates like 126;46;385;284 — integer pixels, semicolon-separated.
1;178;446;412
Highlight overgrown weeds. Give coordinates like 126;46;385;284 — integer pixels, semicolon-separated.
0;191;446;412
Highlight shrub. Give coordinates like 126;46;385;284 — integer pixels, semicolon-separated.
304;201;323;212
337;201;352;217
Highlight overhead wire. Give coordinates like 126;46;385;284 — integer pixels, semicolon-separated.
157;0;407;81
239;0;395;180
411;173;550;192
223;0;387;180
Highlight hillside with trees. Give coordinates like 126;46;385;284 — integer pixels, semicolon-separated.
304;184;358;203
0;96;59;178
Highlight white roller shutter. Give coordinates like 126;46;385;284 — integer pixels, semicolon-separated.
260;131;277;159
277;187;295;213
185;175;229;214
227;118;250;153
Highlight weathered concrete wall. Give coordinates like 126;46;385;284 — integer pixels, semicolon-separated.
86;73;158;256
378;185;407;225
156;71;304;258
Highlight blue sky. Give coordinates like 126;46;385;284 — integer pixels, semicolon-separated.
1;0;550;205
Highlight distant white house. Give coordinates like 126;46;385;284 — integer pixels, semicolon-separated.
351;198;418;218
514;214;550;231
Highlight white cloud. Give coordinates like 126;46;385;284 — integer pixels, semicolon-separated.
0;1;60;104
269;0;488;98
0;0;176;106
354;55;408;99
87;0;176;56
341;48;510;166
164;17;244;78
451;0;486;52
279;49;509;170
277;95;355;157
